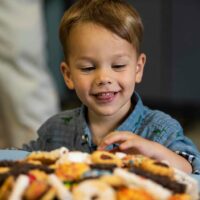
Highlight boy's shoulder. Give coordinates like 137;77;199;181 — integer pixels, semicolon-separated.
145;106;180;124
38;107;82;134
46;107;81;124
28;107;84;152
143;106;183;133
130;93;183;137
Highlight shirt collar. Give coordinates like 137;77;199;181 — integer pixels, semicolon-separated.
117;92;145;132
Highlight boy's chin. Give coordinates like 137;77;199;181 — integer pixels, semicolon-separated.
89;107;120;117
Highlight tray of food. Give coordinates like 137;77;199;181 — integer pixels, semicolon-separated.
0;147;199;200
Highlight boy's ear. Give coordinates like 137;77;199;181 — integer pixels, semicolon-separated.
135;53;146;83
60;62;75;90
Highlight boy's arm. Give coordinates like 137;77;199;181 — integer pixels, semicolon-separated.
164;130;200;175
22;120;63;152
98;131;197;173
149;140;193;173
21;116;56;152
21;139;41;152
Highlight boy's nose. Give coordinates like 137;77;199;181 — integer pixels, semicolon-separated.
95;78;112;86
95;70;112;86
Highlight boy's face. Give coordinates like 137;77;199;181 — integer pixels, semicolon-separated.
61;22;146;118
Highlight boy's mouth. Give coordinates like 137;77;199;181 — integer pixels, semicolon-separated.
93;91;118;102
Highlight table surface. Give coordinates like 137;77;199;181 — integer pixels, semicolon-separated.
0;149;29;160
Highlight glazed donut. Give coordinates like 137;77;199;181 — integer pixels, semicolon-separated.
91;151;123;167
72;179;116;200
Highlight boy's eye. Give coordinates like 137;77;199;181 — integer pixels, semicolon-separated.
80;66;95;72
112;64;126;69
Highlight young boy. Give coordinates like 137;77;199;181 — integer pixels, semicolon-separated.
23;0;200;175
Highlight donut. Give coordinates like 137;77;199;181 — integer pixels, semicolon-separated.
72;179;116;200
91;151;123;167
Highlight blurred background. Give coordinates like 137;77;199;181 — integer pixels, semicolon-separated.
0;0;199;149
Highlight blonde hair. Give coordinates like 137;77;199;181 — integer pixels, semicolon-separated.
59;0;144;59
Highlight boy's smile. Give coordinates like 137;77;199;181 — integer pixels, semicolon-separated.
92;91;120;105
93;91;118;103
61;22;145;121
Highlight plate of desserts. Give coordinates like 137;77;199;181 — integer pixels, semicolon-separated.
0;147;199;199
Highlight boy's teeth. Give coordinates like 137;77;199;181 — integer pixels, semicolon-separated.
97;92;113;97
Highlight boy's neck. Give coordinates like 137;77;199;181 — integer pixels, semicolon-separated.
89;115;117;146
87;103;134;146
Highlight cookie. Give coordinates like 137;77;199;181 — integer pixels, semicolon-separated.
91;151;123;167
72;179;116;200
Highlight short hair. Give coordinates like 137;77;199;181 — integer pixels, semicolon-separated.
59;0;144;60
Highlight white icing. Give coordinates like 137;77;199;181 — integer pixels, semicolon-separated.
115;152;127;159
67;151;90;163
9;175;29;200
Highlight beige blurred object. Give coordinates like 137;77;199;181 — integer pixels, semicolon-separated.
0;0;59;148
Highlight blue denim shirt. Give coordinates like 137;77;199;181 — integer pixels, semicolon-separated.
23;93;200;176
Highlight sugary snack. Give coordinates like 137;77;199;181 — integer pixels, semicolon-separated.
25;147;69;166
0;148;199;200
55;163;90;181
91;150;123;167
72;179;116;200
116;187;155;200
121;154;199;199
